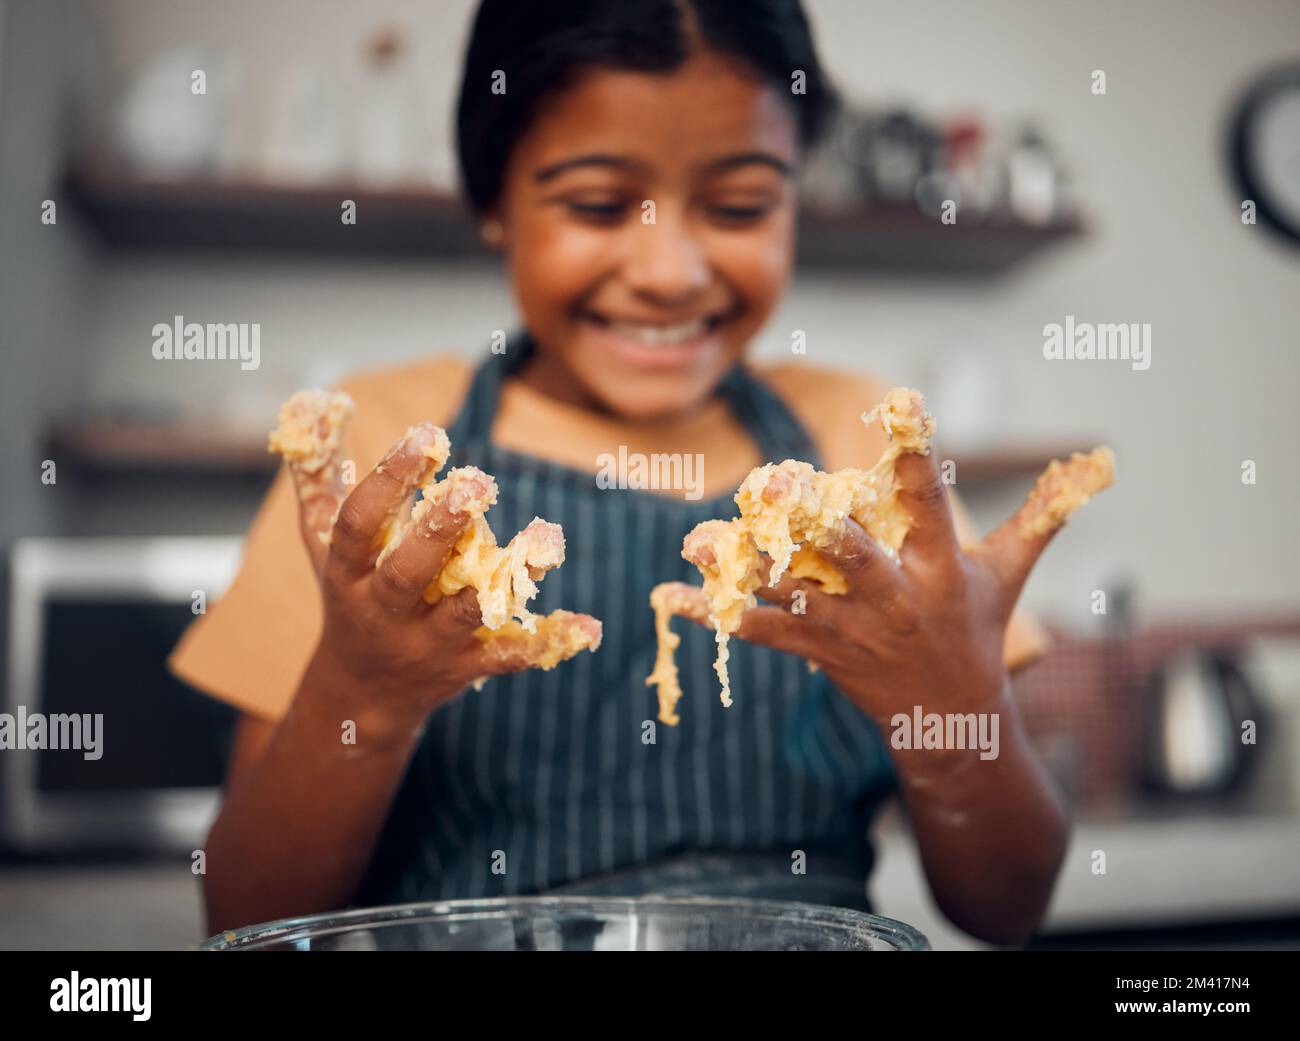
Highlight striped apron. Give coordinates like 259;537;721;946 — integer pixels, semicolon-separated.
355;331;897;911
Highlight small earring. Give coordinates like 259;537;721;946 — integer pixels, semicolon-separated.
481;219;504;246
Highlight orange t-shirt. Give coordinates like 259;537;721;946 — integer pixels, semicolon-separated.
167;354;1047;720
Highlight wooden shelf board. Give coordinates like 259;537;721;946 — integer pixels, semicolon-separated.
47;421;1093;484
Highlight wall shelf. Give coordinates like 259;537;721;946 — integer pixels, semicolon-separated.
47;423;273;475
46;420;1089;484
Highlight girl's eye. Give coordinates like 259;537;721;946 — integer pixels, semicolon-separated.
710;204;772;224
567;200;628;222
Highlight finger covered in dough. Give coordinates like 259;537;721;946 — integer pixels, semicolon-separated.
1017;447;1116;539
470;609;604;689
268;389;356;475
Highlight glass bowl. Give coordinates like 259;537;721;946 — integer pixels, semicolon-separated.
201;896;928;951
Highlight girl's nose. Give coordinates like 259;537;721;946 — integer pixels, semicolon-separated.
621;206;710;302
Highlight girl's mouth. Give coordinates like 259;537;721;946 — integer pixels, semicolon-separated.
578;309;731;368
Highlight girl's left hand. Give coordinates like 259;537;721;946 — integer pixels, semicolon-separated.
669;445;1093;945
678;448;1061;727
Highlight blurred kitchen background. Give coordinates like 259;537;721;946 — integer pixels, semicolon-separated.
1;0;1298;950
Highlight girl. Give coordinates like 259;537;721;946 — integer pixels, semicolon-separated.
171;0;1069;946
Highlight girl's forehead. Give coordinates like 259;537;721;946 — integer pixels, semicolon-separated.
512;52;799;170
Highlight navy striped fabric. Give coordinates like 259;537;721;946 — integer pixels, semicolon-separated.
356;331;897;908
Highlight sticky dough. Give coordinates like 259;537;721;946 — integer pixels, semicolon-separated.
268;389;601;674
648;387;1114;726
1017;447;1116;538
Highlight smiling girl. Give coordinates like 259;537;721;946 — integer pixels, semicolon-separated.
171;0;1069;945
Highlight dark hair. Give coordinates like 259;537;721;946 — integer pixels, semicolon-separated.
455;0;839;216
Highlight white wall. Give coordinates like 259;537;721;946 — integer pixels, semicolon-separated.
29;0;1300;623
792;0;1300;624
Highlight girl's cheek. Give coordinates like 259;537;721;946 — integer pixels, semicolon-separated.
515;219;618;292
714;228;794;321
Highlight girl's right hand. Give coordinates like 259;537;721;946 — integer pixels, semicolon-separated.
285;422;536;727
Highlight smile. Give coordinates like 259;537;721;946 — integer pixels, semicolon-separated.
581;311;728;348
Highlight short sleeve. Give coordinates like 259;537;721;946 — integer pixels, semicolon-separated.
166;459;323;722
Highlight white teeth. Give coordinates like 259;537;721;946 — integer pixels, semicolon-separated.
607;317;708;346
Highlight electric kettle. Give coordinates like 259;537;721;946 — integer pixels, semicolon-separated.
1141;647;1264;796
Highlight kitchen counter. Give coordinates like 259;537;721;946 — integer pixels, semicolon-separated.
0;859;203;950
870;803;1300;950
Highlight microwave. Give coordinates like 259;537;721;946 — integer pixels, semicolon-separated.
3;537;242;852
